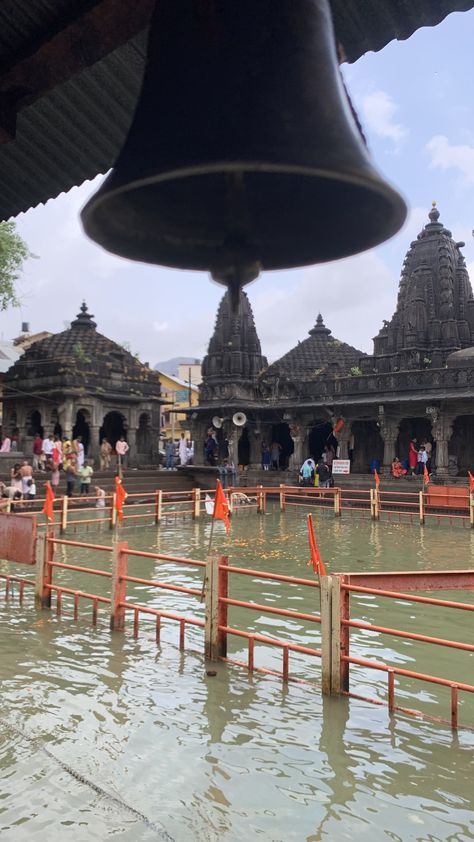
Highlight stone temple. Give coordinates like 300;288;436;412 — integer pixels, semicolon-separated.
193;205;474;477
2;303;162;465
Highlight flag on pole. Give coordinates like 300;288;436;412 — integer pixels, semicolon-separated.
374;468;380;488
213;479;230;533
114;476;127;523
42;481;55;522
468;471;474;493
307;513;327;577
423;465;430;487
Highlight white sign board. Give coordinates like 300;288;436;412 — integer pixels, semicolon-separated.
332;459;351;475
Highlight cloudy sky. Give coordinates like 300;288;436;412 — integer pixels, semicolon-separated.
3;9;474;365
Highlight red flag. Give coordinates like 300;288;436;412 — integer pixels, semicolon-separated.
213;479;230;533
307;513;327;577
42;481;55;523
374;468;380;488
469;471;474;493
423;465;430;486
114;476;127;523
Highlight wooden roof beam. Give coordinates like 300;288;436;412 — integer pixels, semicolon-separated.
0;0;155;143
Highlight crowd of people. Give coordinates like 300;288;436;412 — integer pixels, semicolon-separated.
164;433;195;469
391;438;433;478
299;443;336;488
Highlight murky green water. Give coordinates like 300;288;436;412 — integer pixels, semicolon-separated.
1;507;474;841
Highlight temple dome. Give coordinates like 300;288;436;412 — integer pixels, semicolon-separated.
262;314;364;379
4;302;161;400
446;347;474;368
201;290;267;388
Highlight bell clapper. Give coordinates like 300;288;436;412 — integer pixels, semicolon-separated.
211;262;261;314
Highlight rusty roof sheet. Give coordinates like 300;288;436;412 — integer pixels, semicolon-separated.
0;1;472;221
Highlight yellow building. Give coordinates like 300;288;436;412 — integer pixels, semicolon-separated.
157;371;199;442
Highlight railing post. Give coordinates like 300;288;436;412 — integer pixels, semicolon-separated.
419;490;425;525
110;540;128;631
470;492;474;529
60;495;68;534
155;489;163;524
193;487;201;519
5;498;11;513
334;487;342;517
279;483;286;512
217;554;228;659
332;573;350;694
110;492;117;529
204;553;220;661
257;485;264;514
320;575;333;695
370;488;379;520
35;529;54;608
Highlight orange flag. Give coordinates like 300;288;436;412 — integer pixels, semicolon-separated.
42;481;55;523
468;471;474;493
114;476;127;523
307;513;327;577
423;465;430;486
213;479;230;533
374;468;380;488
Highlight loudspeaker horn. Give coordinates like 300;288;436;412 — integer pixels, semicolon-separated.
212;416;224;429
233;412;247;427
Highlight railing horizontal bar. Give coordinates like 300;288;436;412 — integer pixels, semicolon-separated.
47;585;110;603
219;624;321;657
344;583;474;610
223;564;319;587
344;618;474;651
120;601;204;627
220;596;321;623
50;561;112;577
123;575;201;596
48;537;111;551
343;654;474;693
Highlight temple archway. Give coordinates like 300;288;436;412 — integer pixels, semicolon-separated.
28;410;43;438
72;409;90;454
271;423;294;470
237;427;250;467
308;421;333;461
50;408;62;438
351;420;384;473
396;418;432;467
100;411;126;448
448;416;474;476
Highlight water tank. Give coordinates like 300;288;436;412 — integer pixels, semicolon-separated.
21;322;30;333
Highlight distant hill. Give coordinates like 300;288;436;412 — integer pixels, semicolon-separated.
154;356;197;376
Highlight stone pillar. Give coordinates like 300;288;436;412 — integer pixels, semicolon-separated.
378;417;400;475
336;422;351;460
88;425;100;467
288;434;303;471
430;410;454;477
249;429;262;468
58;399;74;440
127;428;137;467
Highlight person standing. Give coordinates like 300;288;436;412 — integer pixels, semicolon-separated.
78;460;94;495
32;434;43;470
43;434;54;462
100;438;112;471
45;454;60;489
65;460;77;497
115;436;129;476
74;435;85;469
262;443;271;470
178;432;188;466
204;432;217;466
270;442;281;471
164;438;175;470
0;435;11;453
408;438;418;476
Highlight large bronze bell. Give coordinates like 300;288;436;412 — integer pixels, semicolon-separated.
82;0;406;300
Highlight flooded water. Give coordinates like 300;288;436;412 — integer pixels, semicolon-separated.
1;507;474;841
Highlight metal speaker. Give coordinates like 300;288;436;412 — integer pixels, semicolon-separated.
212;416;224;429
233;412;247;427
81;0;406;290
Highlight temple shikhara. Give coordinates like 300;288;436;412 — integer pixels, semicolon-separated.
193;205;474;477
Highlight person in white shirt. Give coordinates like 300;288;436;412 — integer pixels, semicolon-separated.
115;437;129;475
178;433;188;466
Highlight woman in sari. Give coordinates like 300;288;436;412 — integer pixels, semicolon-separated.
391;457;407;477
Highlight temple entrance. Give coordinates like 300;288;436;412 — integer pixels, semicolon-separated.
100;411;126;448
137;413;151;458
396;418;432;467
50;408;62;438
237;427;250;468
72;409;90;454
270;423;294;470
351;420;384;473
308;421;333;461
449;416;474;476
28;410;43;438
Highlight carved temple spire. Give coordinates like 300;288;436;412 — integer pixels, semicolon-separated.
371;204;474;372
71;301;97;329
200;290;267;402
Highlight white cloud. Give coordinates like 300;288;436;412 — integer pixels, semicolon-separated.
153;321;169;333
425;135;474;184
359;90;408;148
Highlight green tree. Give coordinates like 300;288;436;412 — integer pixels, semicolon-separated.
0;220;31;310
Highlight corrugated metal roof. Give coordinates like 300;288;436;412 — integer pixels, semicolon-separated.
0;1;472;221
